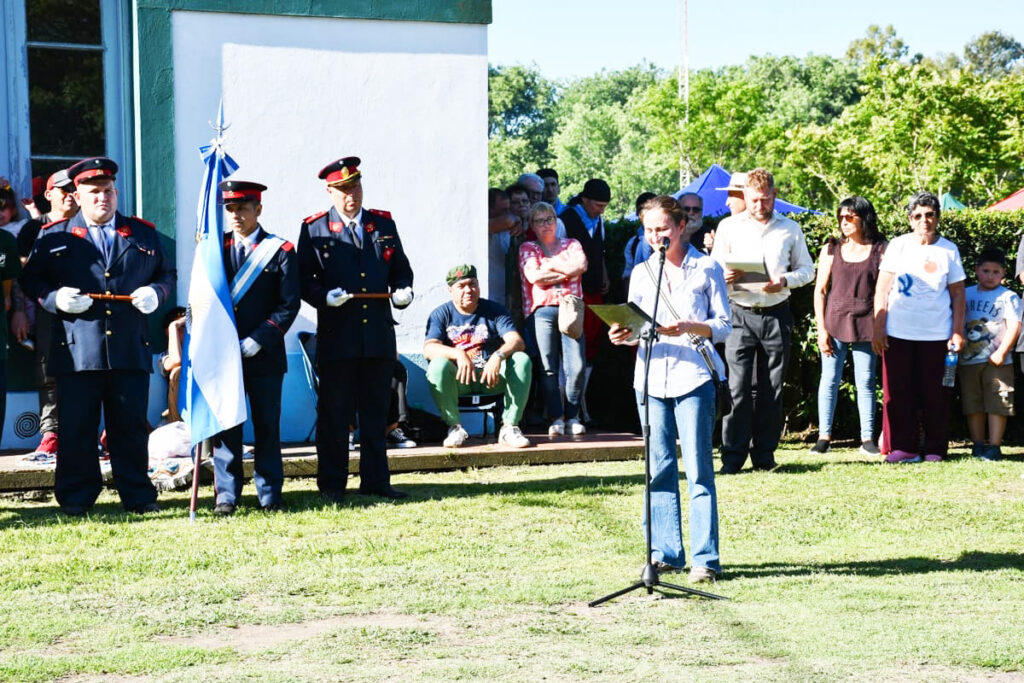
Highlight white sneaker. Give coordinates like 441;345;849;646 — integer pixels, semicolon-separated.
499;424;532;448
443;424;469;448
567;418;586;435
548;419;565;437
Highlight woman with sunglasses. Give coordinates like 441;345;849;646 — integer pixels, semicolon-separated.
519;201;588;436
872;192;966;463
812;196;886;456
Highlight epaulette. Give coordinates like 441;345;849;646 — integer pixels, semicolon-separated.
367;208;392;219
303;210;328;224
281;241;295;252
41;218;69;230
131;216;156;229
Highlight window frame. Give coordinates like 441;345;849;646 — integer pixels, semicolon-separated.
0;0;135;211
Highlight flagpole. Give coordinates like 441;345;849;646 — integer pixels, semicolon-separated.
182;100;247;520
188;439;212;522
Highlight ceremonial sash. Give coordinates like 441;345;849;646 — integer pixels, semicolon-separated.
231;235;285;304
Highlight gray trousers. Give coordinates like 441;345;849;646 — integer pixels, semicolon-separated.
720;302;793;470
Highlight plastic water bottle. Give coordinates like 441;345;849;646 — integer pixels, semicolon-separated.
942;350;958;388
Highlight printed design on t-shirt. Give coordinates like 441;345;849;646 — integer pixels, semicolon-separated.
446;322;491;369
962;317;1000;362
897;274;914;296
923;258;938;274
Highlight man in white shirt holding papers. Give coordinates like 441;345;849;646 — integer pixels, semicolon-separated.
710;168;815;474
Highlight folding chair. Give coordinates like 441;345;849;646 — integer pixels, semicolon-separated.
297;331;318;442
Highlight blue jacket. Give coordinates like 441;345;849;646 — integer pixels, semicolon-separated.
223;226;300;376
20;211;176;374
297;206;413;361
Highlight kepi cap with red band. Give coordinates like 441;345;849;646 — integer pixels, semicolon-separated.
219;180;267;203
68;157;118;185
318;156;361;187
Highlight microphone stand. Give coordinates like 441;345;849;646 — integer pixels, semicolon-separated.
590;238;726;606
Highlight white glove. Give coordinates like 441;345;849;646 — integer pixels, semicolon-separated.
391;286;414;307
325;288;353;307
130;286;159;314
240;337;261;358
55;287;93;314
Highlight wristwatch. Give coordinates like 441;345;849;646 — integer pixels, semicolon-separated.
494;350;508;362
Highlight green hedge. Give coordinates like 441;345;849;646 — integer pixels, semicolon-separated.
603;208;1024;440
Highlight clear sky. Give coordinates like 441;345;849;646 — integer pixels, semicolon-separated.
488;0;1024;80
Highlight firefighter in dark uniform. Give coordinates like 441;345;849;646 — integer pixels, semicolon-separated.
211;180;300;516
20;157;175;516
297;156;414;501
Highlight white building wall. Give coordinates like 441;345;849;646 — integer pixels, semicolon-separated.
171;11;488;353
168;11;489;440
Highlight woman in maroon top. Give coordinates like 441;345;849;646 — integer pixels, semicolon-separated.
812;196;886;455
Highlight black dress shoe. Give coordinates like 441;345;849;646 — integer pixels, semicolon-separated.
127;502;162;514
752;461;780;472
61;505;89;517
213;502;236;516
320;490;347;504
358;486;409;500
718;465;742;475
261;501;285;512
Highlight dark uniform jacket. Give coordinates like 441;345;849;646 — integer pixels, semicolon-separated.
223;225;300;376
297;206;413;361
20;211;176;375
560;206;606;296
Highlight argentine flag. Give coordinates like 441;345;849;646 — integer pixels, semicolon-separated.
180;111;247;445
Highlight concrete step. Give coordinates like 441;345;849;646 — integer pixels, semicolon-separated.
0;431;644;492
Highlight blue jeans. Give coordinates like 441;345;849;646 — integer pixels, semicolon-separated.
637;381;720;571
529;306;585;420
817;339;876;441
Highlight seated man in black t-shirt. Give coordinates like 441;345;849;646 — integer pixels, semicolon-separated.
424;264;533;448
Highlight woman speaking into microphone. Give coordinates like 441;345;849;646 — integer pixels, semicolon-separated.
608;195;731;584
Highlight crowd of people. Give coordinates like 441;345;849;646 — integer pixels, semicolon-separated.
484;165;1021;583
1;156;1020;581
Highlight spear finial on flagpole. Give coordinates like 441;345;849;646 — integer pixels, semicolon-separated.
208;98;231;146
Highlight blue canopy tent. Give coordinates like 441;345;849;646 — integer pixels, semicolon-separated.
624;164;819;219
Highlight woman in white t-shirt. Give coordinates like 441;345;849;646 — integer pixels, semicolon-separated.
871;192;966;463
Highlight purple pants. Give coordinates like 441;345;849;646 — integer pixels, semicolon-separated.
881;337;951;457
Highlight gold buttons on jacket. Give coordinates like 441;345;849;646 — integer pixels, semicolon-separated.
106;330;112;336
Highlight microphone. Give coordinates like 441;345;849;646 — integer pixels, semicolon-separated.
659;237;670;253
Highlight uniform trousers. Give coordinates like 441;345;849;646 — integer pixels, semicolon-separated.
721;303;793;470
316;357;394;494
213;372;285;507
55;370;156;510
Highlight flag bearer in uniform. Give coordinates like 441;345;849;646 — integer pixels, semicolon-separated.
211;180;299;515
20;157;175;516
297;156;414;501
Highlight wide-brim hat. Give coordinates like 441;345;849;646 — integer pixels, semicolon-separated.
716;171;747;192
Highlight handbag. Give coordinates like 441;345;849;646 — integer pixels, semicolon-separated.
641;260;732;416
558;292;585;339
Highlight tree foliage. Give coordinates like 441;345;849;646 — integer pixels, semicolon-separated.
488;27;1024;216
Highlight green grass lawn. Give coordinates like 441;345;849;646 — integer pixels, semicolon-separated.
1;445;1023;682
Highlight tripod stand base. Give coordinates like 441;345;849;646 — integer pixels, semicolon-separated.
589;563;727;606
